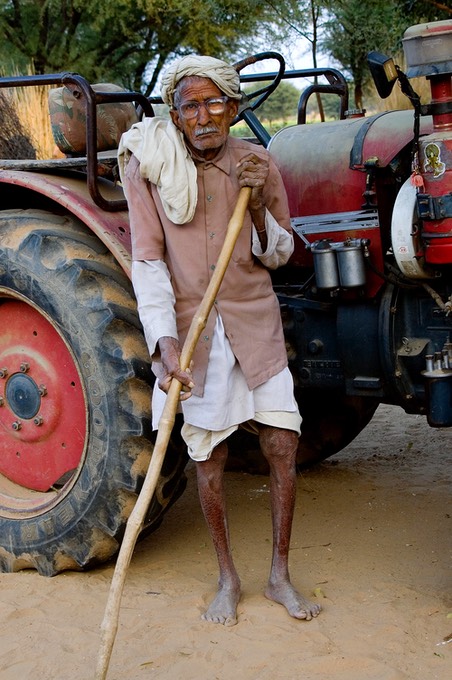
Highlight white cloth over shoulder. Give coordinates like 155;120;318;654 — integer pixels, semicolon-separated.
118;117;197;224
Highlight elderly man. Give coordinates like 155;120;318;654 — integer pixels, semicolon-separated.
119;55;321;626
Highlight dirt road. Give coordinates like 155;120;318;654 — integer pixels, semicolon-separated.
0;404;450;679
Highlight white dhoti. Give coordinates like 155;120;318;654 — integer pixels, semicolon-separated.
152;316;302;461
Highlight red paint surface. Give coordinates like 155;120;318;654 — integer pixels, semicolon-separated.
0;301;86;491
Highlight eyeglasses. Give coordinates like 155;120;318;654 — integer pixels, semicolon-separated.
178;96;229;120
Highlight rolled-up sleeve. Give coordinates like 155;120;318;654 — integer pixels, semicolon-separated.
250;153;294;269
251;209;294;269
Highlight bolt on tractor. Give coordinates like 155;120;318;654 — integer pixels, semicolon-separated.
0;20;450;575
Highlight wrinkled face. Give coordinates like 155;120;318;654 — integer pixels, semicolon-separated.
170;76;238;160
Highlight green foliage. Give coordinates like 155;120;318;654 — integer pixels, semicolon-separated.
245;81;301;125
398;0;451;25
0;0;449;104
321;0;451;107
321;0;404;107
0;0;297;95
313;92;344;119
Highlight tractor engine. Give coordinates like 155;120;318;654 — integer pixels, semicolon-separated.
269;19;452;435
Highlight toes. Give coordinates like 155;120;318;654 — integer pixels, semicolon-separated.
224;615;237;627
201;612;237;626
291;601;322;621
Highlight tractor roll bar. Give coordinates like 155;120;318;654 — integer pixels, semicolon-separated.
0;67;349;212
239;67;349;123
0;72;154;212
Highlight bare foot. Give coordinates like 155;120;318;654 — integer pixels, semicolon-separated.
265;579;321;620
202;581;241;626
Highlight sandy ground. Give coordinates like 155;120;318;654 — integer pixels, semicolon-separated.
0;403;450;680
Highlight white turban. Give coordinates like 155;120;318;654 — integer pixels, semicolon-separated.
118;55;241;225
161;55;241;108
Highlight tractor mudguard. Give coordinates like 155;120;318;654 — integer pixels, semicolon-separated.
0;170;132;275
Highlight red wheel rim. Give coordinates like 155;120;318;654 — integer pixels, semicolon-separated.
0;296;87;512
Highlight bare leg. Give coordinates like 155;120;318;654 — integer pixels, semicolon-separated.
195;441;241;626
259;425;321;621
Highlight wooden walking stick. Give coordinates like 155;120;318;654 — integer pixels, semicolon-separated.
95;185;251;680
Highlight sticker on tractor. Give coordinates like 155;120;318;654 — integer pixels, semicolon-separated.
423;143;446;178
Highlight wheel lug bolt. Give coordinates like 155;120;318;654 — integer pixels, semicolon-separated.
20;362;30;373
38;384;47;397
0;367;8;379
33;415;43;426
12;421;22;431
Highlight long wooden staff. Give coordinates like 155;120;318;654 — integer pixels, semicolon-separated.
95;186;251;680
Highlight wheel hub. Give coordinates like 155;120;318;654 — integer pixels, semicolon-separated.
6;373;41;420
0;298;87;494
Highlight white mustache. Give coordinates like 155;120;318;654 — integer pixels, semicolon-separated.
194;127;218;137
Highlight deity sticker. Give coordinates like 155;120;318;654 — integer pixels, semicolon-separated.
423;142;446;178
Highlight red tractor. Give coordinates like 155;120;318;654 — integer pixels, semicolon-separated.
0;20;450;575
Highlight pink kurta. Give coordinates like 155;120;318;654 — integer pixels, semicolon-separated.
123;136;293;398
125;134;303;458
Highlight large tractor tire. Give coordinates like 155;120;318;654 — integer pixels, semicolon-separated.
0;209;187;576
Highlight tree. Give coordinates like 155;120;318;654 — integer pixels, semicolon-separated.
262;1;329;118
399;0;451;23
249;81;301;126
321;0;404;109
2;1;449;102
0;0;296;95
322;0;451;109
